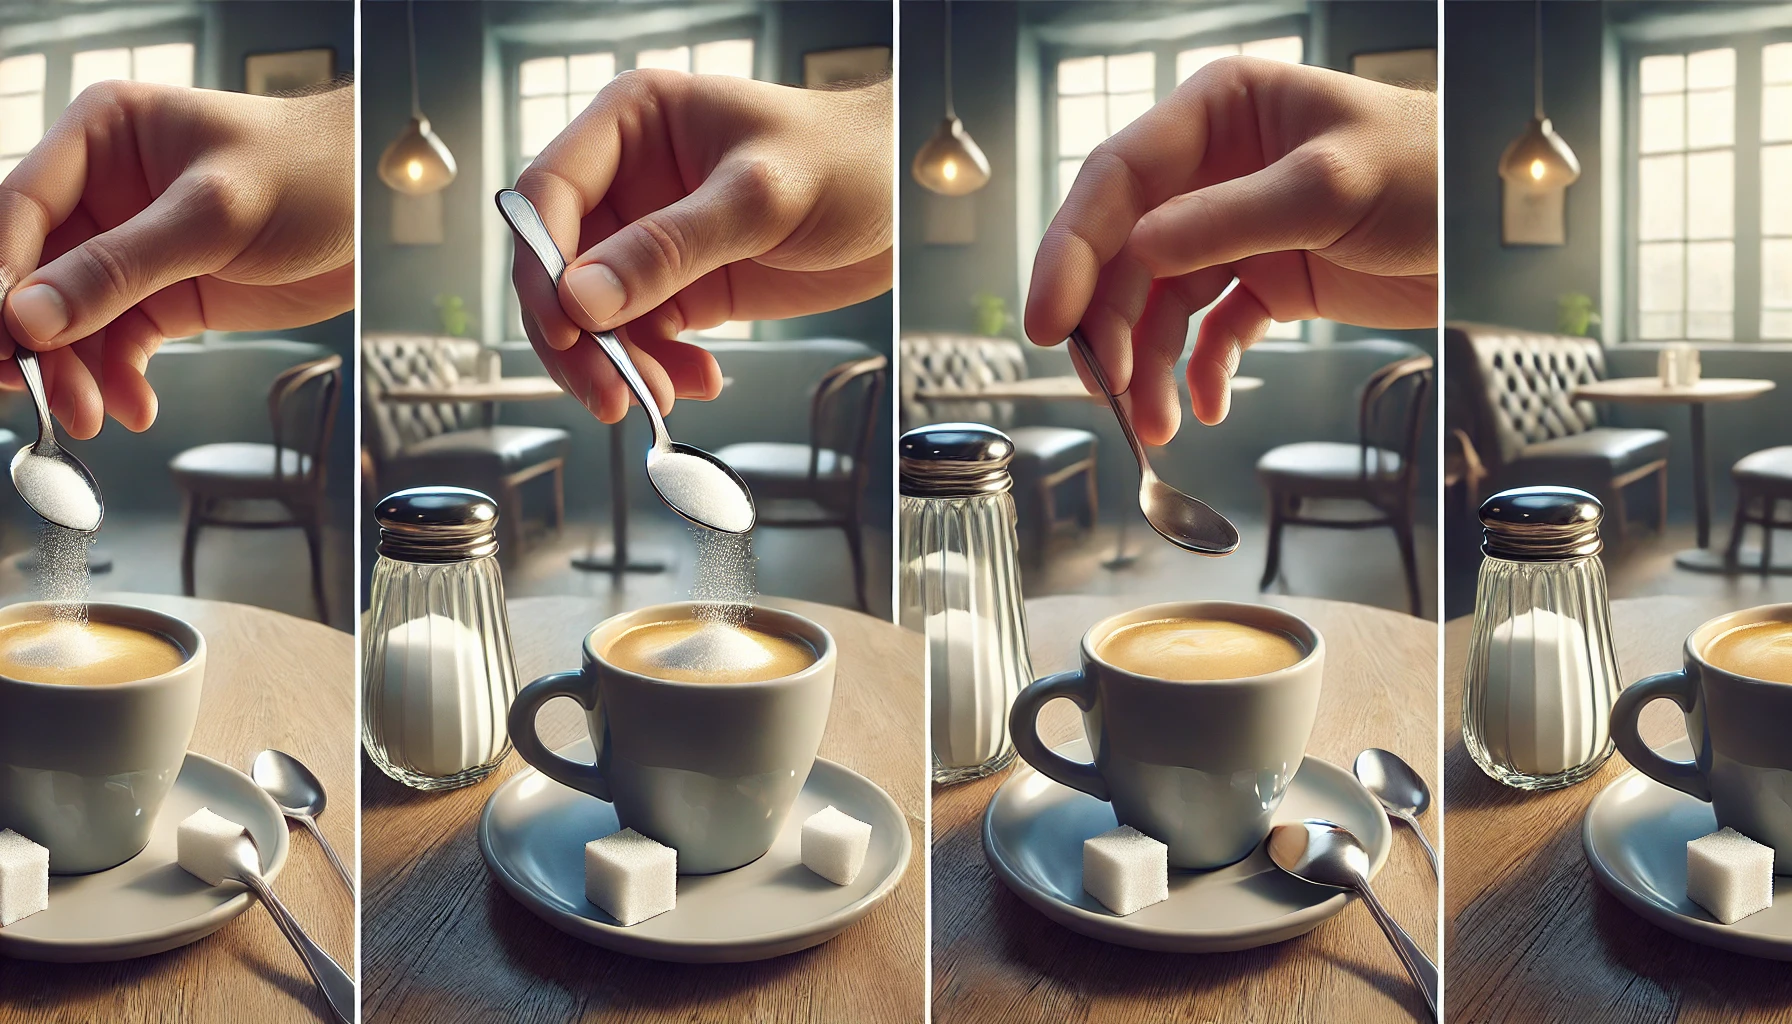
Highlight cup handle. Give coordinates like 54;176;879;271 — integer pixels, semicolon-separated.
1008;669;1110;803
1610;669;1711;802
507;670;611;802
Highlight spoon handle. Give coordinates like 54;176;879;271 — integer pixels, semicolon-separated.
590;330;673;451
1355;877;1439;1020
238;870;357;1024
297;814;355;894
1397;809;1440;877
1067;330;1152;473
12;349;56;449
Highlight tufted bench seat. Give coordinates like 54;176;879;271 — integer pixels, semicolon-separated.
1446;322;1669;541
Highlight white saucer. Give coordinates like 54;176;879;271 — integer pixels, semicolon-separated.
478;738;911;963
982;739;1391;952
0;752;289;962
1584;737;1792;960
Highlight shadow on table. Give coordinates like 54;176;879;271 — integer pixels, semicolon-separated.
1593;887;1792;1014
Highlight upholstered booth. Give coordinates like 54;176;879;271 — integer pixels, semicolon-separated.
1446;322;1670;541
362;334;568;558
899;333;1097;559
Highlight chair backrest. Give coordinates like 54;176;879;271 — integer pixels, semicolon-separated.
268;354;343;494
360;334;482;462
1358;354;1433;492
808;355;888;492
897;332;1029;430
1445;322;1605;471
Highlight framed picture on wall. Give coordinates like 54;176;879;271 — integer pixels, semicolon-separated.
1352;48;1437;90
245;48;336;96
803;46;890;89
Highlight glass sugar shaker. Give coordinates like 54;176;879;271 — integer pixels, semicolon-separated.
362;486;521;791
1462;486;1622;790
899;423;1032;784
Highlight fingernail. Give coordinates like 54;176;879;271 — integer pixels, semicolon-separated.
563;263;625;327
9;284;68;344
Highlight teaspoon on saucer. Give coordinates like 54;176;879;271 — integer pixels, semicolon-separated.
1355;748;1439;877
252;749;354;894
220;829;356;1024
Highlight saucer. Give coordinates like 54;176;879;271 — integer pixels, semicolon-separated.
478;738;911;963
1584;737;1792;960
982;739;1392;952
0;752;289;962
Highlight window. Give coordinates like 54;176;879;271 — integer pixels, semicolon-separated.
1629;36;1792;342
0;40;195;180
0;54;46;178
70;42;194;96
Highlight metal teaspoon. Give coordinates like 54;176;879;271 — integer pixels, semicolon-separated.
8;347;104;532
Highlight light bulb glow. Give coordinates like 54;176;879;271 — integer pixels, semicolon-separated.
1529;159;1544;181
407;160;423;182
942;159;957;181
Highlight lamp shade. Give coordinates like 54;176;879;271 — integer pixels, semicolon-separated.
911;116;990;196
378;116;457;195
1498;116;1579;192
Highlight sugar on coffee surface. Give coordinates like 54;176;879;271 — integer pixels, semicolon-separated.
604;619;813;683
0;619;184;685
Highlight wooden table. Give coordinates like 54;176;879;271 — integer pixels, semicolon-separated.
1572;377;1775;560
0;593;355;1024
362;596;924;1024
1445;595;1792;1023
933;594;1438;1024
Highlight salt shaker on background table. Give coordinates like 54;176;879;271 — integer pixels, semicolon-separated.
1461;486;1622;790
362;486;521;790
900;423;1032;784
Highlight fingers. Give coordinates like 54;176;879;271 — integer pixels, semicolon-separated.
1127;267;1234;444
521;298;720;423
1188;283;1273;426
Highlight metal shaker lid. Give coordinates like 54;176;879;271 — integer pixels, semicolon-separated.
1480;486;1603;561
900;422;1014;498
376;486;500;563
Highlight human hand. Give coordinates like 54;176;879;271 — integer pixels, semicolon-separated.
511;70;891;422
1026;57;1437;442
0;81;353;439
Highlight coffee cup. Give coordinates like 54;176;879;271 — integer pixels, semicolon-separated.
0;602;206;874
1009;601;1324;869
1610;603;1792;872
507;601;835;875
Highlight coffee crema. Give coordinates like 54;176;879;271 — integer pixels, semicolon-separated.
0;619;187;686
603;619;815;683
1098;617;1306;682
1706;621;1792;684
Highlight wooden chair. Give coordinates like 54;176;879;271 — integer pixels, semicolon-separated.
1724;447;1792;574
1256;355;1434;616
716;355;888;612
169;355;342;623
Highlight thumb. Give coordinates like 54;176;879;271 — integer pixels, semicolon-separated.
557;157;797;332
3;172;247;350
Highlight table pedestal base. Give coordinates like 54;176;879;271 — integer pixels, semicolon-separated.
1674;546;1792;576
572;545;670;574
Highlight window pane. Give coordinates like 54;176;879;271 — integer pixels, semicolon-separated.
1687;240;1733;318
1638;154;1684;241
1765;239;1792;308
1241;35;1302;64
1686;87;1734;149
1057;157;1083;205
1640;53;1684;94
1106;52;1153;93
1769;42;1792;84
636;47;690;72
1177;45;1237;82
70;48;131;97
519;95;566;157
1640;312;1682;339
1764;310;1792;339
1766;84;1792;143
567;53;614;92
1766;145;1792;235
694;39;753;78
1639;93;1683;153
1058;56;1104;95
1688;48;1735;89
1057;94;1107;156
0;94;41;155
0;53;45;95
1107;91;1153;134
520;56;566;96
1638;242;1685;315
0;156;19;179
568;92;597;117
1686;311;1731;339
1685;149;1732;239
133;43;192;87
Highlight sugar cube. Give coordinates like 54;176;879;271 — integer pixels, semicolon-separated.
178;807;251;887
1687;827;1775;925
1083;825;1169;916
802;805;873;885
585;828;676;926
0;829;48;927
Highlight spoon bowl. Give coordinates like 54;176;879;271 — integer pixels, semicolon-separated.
7;349;103;533
1354;747;1438;875
646;442;757;534
251;748;354;893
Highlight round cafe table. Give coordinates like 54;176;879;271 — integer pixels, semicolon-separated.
1571;377;1775;570
932;594;1437;1024
0;593;354;1024
1445;595;1792;1022
361;596;924;1023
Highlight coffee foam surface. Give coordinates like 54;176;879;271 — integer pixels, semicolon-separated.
0;619;184;685
650;622;775;676
1707;621;1792;684
605;618;812;683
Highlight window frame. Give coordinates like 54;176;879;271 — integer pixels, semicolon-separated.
1623;26;1792;344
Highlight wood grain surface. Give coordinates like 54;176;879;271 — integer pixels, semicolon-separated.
1572;378;1776;405
1445;595;1792;1024
361;595;924;1024
0;592;355;1024
932;594;1439;1024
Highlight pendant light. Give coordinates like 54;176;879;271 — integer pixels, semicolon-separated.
911;0;989;196
1498;0;1579;191
378;0;457;195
